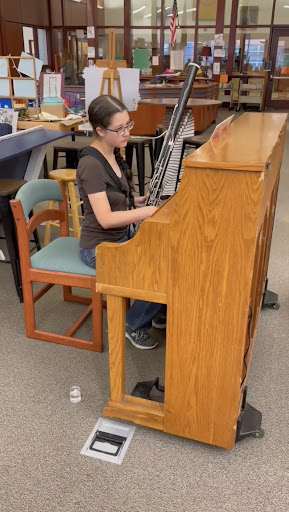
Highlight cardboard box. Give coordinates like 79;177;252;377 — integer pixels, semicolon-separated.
40;103;65;118
28;107;41;118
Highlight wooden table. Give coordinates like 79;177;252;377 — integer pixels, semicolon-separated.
17;119;87;140
130;98;221;135
0;128;69;181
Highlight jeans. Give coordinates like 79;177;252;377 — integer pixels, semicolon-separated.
80;236;166;330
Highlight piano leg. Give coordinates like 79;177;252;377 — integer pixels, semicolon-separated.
106;295;126;403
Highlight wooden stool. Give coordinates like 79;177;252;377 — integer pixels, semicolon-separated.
53;142;88;170
154;124;164;161
125;137;155;196
43;169;83;245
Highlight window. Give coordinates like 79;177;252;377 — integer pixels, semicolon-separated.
97;0;124;26
237;0;272;26
164;29;195;71
98;29;124;59
234;28;270;74
274;3;289;25
164;0;197;26
131;1;162;26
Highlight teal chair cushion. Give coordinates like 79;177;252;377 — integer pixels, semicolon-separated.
30;237;96;276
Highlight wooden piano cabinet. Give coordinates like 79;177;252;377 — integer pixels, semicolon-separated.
96;113;287;450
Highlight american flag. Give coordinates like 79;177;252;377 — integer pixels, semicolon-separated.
170;0;179;48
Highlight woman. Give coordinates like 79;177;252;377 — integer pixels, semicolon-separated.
77;95;166;349
60;49;74;85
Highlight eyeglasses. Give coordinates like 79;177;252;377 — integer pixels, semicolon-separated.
105;120;135;137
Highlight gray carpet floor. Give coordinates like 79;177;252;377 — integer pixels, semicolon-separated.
0;109;288;512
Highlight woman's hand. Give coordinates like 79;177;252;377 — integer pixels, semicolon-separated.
134;194;148;208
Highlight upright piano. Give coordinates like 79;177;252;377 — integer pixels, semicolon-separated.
95;112;287;449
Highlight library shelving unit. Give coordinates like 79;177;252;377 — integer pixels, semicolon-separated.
218;81;234;110
0;55;38;109
236;78;264;111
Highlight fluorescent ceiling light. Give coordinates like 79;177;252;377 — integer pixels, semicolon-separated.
283;5;289;7
157;9;161;13
186;8;196;12
133;5;147;14
178;11;183;14
97;5;104;8
72;0;81;2
144;13;152;18
165;6;171;9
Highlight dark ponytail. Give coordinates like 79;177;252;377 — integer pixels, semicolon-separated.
114;148;135;193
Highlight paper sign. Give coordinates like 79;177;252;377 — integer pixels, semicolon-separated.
133;49;149;70
83;66;106;112
213;62;220;75
76;29;85;39
210;115;234;151
42;73;63;98
87;26;95;39
170;50;184;71
219;74;228;83
214;33;224;46
88;47;96;58
17;52;43;80
214;49;225;58
152;56;159;66
117;68;140;111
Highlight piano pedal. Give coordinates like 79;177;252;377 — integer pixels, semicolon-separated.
131;377;165;399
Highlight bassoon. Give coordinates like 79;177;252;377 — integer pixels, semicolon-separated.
146;62;200;206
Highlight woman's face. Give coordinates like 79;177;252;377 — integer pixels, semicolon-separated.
104;110;131;148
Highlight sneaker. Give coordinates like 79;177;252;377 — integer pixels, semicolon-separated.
125;324;158;350
152;314;167;329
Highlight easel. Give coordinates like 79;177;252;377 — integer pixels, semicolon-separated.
96;29;127;100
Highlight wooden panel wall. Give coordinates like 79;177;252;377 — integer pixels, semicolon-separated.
0;0;49;55
20;0;49;26
63;0;87;26
1;21;23;57
0;0;21;23
50;0;63;26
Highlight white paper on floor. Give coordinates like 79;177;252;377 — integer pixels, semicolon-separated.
80;417;136;465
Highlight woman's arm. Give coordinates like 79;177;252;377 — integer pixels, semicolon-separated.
88;191;157;229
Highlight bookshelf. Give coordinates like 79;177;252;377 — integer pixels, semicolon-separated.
0;55;38;109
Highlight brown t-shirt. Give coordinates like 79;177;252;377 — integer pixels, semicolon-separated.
77;152;130;249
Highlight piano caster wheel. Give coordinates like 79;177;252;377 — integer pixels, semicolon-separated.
269;302;280;310
252;428;265;439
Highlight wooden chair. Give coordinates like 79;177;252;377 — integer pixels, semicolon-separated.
10;179;103;352
43;168;83;245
